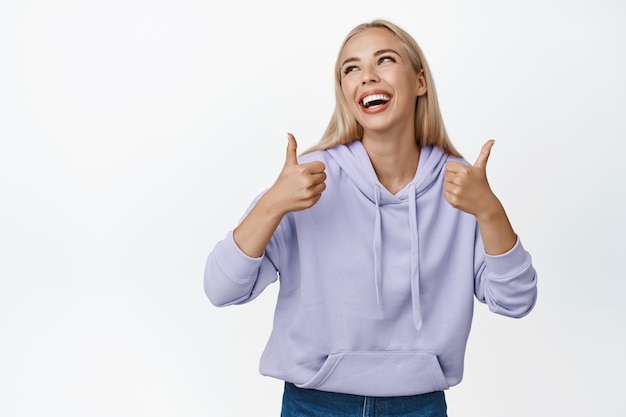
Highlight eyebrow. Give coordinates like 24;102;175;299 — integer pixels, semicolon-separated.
340;48;402;69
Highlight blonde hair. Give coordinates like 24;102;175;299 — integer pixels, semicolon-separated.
304;20;462;158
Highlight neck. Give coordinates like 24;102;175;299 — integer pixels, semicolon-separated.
362;131;420;195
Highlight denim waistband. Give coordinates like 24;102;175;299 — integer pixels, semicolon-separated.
281;382;447;417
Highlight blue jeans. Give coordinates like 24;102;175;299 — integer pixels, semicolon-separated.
281;382;447;417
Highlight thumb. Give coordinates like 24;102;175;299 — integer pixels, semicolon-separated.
473;139;495;169
285;133;298;166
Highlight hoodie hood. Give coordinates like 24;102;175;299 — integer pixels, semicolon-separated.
326;140;447;205
327;140;448;333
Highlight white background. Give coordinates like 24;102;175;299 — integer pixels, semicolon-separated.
1;0;625;416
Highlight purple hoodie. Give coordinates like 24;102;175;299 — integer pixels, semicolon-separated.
204;140;537;397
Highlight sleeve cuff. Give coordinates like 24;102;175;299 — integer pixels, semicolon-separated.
214;231;264;285
483;237;532;278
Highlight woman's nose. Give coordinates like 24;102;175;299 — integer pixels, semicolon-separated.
361;65;379;84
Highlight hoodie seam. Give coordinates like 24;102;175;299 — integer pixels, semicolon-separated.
215;247;259;286
485;253;532;281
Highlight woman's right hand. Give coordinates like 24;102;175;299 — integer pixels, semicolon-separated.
232;134;326;258
263;133;326;216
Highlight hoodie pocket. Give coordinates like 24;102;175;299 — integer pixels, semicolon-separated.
297;350;449;397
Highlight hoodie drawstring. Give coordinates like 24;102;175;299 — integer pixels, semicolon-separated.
372;184;423;333
373;185;383;311
408;184;422;334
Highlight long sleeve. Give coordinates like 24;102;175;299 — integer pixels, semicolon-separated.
204;193;285;307
474;233;538;318
204;230;281;306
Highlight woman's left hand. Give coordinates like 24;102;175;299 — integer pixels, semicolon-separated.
444;140;518;254
443;140;500;221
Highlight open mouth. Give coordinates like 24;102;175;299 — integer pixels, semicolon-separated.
361;93;391;108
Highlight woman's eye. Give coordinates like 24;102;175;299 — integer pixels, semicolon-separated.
378;56;396;64
343;65;357;75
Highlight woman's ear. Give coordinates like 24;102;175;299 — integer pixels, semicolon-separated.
415;70;428;97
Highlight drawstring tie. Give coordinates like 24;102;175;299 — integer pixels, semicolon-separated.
373;185;383;311
372;184;423;333
408;184;422;334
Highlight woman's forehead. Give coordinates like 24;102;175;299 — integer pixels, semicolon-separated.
340;28;400;58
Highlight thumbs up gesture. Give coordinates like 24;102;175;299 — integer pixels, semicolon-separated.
443;140;499;219
265;133;327;215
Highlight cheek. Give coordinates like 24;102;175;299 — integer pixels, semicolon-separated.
341;85;361;118
340;84;350;102
406;74;423;96
341;78;359;100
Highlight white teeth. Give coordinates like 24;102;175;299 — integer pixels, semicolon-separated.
362;94;390;107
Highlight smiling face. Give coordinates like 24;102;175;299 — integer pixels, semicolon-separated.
339;27;427;140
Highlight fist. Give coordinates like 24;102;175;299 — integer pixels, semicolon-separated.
443;140;499;218
267;133;327;215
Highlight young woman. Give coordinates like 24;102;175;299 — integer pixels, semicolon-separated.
204;19;537;417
